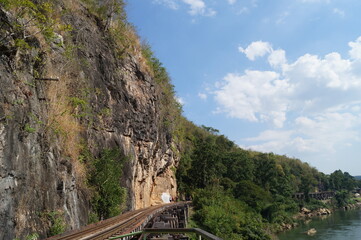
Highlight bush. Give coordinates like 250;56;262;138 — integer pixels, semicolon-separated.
46;211;65;236
86;148;127;220
1;0;55;42
302;198;329;211
193;187;270;240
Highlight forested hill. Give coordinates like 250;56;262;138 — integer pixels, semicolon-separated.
175;123;361;239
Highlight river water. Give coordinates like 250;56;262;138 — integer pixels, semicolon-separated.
277;209;361;240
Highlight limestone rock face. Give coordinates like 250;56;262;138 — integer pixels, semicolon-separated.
0;1;178;239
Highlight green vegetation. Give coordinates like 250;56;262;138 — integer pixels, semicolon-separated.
24;123;36;133
328;170;359;191
193;187;270;240
46;211;66;236
13;233;40;240
26;233;40;240
80;0;126;27
176;124;361;238
81;0;137;58
68;96;89;117
0;0;56;44
82;148;127;220
141;43;183;139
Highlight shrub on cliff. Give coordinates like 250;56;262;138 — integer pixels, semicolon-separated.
141;43;183;141
84;148;127;220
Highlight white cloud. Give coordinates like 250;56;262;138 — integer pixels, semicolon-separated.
198;93;208;100
176;96;185;105
153;0;216;16
349;37;361;60
245;111;361;154
284;52;361;90
244;130;294;152
333;8;345;17
238;7;249;14
153;0;179;10
182;0;216;16
227;0;236;4
268;49;287;68
214;70;291;128
246;130;293;142
251;0;258;7
276;11;290;25
239;41;272;61
215;36;361;154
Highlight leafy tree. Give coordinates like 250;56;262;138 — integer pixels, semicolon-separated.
87;148;127;220
334;190;349;207
329;170;357;191
234;180;272;212
253;153;277;191
0;0;55;43
187;136;225;188
193;187;270;240
221;150;254;183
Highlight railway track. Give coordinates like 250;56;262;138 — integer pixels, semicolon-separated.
46;202;188;240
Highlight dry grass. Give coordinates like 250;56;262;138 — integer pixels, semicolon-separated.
45;60;86;180
63;0;83;12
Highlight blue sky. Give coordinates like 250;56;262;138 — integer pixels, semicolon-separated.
126;0;361;175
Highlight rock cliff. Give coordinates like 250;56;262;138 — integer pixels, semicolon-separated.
0;1;178;238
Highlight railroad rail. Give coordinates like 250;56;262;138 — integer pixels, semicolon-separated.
46;202;190;240
110;228;223;240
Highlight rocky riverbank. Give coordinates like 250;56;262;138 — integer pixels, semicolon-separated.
279;201;361;233
343;202;361;210
297;207;332;218
277;207;332;233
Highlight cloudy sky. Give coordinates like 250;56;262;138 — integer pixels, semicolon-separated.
126;0;361;175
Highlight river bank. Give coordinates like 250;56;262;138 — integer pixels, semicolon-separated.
275;200;361;237
277;208;361;240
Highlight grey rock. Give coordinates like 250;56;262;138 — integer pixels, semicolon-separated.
0;2;178;239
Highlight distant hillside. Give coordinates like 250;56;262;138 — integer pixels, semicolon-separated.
354;176;361;180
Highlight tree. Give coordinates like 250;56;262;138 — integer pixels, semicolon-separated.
87;149;127;219
221;150;254;183
234;180;272;212
82;0;126;31
187;136;225;188
253;153;277;191
334;190;349;207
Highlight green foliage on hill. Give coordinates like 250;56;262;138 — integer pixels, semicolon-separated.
0;0;57;46
193;187;270;240
328;170;359;191
80;0;126;30
141;43;183;141
176;123;361;238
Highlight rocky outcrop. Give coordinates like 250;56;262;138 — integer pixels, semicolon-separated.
343;202;361;210
305;228;317;235
0;1;178;239
298;207;332;218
